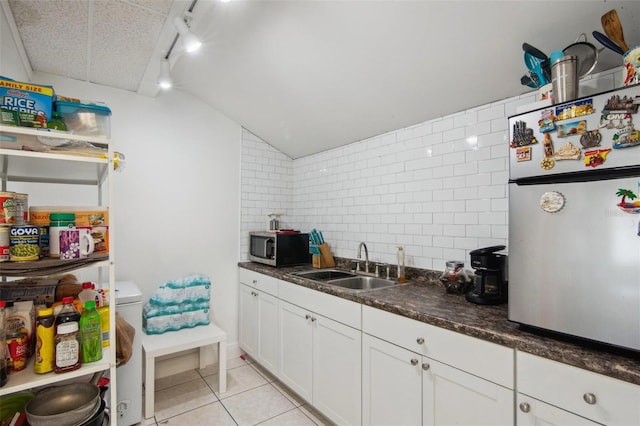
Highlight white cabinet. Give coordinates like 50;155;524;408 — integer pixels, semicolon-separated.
362;333;422;426
516;393;600;426
277;279;361;425
238;269;279;375
362;306;514;426
0;125;117;421
278;298;361;426
278;300;313;400
363;333;513;426
423;357;513;426
517;350;640;426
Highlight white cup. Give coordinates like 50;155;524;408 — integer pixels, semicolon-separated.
59;228;95;259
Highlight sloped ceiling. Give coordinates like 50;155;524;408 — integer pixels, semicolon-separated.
3;0;640;158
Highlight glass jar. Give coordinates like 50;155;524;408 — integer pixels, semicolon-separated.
439;261;472;294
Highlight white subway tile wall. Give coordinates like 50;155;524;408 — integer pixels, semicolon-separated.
240;69;621;270
239;129;294;260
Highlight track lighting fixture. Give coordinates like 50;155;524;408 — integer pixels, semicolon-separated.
173;16;202;53
158;58;173;90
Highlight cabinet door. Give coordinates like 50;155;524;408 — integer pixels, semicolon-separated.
516;393;601;426
362;334;422;426
422;358;513;426
239;283;258;356
313;314;361;426
257;291;279;375
279;300;313;402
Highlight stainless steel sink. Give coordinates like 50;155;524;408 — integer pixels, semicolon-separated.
325;276;398;291
292;269;357;280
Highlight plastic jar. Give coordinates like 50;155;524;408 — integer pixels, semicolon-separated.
48;212;75;257
439;261;473;294
54;321;81;373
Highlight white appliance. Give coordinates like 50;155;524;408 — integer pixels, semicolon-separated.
508;84;640;352
115;281;143;425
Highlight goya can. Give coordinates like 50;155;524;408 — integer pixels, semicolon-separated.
9;225;40;261
0;226;9;262
7;332;28;373
0;192;16;225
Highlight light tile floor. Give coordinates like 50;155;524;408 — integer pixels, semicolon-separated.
142;354;333;426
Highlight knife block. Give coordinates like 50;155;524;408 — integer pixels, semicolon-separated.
312;243;335;268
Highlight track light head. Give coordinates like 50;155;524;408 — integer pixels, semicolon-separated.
173;16;202;53
158;58;173;90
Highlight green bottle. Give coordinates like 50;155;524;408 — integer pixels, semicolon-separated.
80;301;102;363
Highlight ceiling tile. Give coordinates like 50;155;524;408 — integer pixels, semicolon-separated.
124;0;173;16
90;1;167;91
9;0;89;82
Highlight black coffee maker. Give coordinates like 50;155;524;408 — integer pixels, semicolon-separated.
465;245;508;305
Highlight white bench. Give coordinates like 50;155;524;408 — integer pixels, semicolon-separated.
141;323;227;419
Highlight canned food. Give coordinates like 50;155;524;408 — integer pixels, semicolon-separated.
9;225;40;261
0;226;9;262
7;332;28;373
13;193;28;225
0;192;16;225
38;225;50;258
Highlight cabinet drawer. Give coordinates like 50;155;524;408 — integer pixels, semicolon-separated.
239;268;278;295
517;351;640;426
278;280;361;329
363;305;513;388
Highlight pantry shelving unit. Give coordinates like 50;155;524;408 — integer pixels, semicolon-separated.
0;124;117;423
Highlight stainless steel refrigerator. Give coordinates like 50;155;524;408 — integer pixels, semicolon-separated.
508;84;640;352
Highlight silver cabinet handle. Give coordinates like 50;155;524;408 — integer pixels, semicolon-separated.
305;314;311;320
416;337;425;344
252;279;257;284
519;402;530;413
311;316;317;322
422;362;430;371
583;393;597;405
410;358;419;366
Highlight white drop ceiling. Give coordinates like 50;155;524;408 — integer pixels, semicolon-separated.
3;0;640;159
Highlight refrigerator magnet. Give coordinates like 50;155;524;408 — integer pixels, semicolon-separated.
538;109;557;133
579;130;602;149
557;120;587;138
553;142;581;160
612;127;640;149
510;120;538;148
555;98;594;121
599;112;633;129
602;95;640;114
584;149;611;168
515;146;531;162
540;191;565;213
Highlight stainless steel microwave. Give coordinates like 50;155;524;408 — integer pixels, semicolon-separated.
249;231;310;267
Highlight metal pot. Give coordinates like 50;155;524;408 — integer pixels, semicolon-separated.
25;383;101;426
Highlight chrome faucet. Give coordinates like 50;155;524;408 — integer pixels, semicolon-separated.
357;242;369;273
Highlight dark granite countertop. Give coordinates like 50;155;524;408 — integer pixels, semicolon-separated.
238;261;640;386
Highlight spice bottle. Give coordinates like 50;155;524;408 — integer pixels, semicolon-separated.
54;321;81;373
0;300;8;387
80;301;102;363
34;307;55;374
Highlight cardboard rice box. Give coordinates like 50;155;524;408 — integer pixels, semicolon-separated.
0;76;54;125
